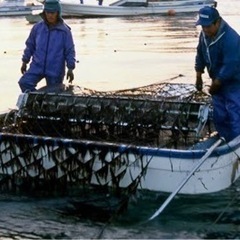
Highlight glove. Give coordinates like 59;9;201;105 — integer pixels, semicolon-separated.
195;75;203;91
209;79;221;95
67;69;74;83
21;62;27;74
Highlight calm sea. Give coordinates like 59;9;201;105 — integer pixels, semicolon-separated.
0;0;240;238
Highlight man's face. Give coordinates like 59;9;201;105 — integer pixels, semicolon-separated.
201;21;220;38
45;11;58;25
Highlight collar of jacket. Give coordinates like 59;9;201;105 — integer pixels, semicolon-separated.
203;19;226;47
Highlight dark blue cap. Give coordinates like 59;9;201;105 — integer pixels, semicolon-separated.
196;6;220;26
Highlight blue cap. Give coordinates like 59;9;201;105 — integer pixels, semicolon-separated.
44;0;61;13
196;6;220;26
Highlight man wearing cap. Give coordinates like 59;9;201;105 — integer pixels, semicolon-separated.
195;6;240;142
19;0;76;92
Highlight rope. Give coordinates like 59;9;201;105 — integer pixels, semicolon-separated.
95;155;154;239
212;192;239;225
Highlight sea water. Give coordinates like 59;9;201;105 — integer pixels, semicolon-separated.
0;0;240;238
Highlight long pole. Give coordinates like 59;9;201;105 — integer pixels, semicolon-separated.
148;137;224;222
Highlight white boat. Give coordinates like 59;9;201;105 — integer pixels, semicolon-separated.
60;0;217;18
0;0;42;17
0;82;239;198
25;0;217;23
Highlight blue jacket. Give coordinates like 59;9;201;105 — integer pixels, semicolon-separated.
195;19;240;91
22;19;76;78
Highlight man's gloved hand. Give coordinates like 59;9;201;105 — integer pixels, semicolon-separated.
21;62;27;74
209;79;221;95
195;76;203;91
67;69;74;83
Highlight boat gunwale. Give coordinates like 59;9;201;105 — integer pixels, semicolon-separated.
0;131;238;160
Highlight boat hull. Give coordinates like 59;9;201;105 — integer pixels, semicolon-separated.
141;138;240;194
60;0;217;17
0;8;39;17
0;83;239;196
0;0;42;17
0;132;239;195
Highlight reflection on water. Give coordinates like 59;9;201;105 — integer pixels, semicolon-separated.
0;183;239;239
69;14;200;94
74;13;198;54
0;0;240;238
0;14;199;111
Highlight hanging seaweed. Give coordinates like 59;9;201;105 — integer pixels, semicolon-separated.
0;82;215;217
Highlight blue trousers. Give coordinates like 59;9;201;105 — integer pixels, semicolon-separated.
18;72;64;93
212;89;240;142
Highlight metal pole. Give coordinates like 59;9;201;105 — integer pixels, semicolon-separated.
148;137;224;221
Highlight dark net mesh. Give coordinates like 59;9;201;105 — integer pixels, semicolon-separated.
0;82;214;217
7;82;213;149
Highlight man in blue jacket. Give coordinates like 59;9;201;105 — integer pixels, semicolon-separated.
195;6;240;142
19;0;76;92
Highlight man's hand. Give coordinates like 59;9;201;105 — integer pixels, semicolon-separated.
67;69;74;83
195;75;203;91
209;79;221;95
21;62;27;74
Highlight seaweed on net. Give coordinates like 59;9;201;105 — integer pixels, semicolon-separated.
12;88;211;147
0;82;214;218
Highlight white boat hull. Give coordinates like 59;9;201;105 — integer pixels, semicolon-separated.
140;139;240;194
0;0;42;17
0;132;239;195
60;0;217;17
0;8;40;16
0;83;239;196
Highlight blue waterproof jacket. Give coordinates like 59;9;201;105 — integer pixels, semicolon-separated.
195;19;240;92
22;19;76;78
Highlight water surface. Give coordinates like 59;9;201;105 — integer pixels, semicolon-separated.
0;0;240;238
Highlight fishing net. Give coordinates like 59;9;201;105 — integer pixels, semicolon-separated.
0;82;214;218
8;82;213;149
